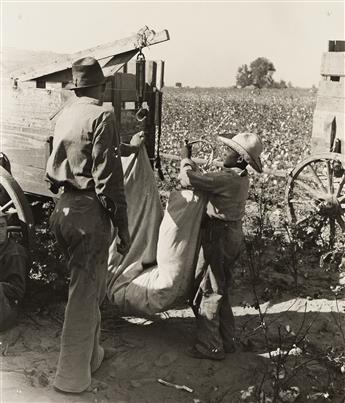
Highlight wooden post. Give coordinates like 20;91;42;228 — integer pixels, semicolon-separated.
312;41;345;154
112;74;122;138
329;40;345;52
156;61;165;90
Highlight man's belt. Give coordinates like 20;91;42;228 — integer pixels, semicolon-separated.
203;216;242;228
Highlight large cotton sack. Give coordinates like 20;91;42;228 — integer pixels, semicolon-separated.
115;189;207;316
107;143;163;302
107;144;207;316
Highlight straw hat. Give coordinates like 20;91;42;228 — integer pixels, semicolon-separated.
218;132;263;173
68;57;106;90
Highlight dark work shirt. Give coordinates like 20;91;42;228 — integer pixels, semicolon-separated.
180;158;249;221
46;97;127;225
0;239;28;301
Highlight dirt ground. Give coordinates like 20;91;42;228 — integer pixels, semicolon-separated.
1;270;345;403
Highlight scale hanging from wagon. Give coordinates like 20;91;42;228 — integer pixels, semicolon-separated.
135;49;148;122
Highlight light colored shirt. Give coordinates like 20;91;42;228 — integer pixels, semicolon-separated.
46;97;127;225
180;158;249;221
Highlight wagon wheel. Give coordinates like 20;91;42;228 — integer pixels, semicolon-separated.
285;153;345;248
0;165;35;249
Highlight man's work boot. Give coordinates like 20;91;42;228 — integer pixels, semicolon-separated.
187;343;225;361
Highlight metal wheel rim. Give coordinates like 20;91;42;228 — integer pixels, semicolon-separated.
0;165;34;248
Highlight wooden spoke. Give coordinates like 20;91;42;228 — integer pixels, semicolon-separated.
7;225;23;232
325;160;334;194
294;180;326;201
296;211;319;226
0;199;15;212
285;154;345;248
308;163;328;193
339;195;345;203
336;173;345;197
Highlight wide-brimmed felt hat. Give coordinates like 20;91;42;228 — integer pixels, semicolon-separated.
68;57;106;90
218;132;263;173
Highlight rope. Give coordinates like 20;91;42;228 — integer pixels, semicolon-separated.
136;26;156;50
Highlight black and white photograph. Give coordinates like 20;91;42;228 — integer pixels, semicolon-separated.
0;1;344;402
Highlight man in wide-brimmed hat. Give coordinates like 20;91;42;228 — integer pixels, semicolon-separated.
180;132;263;360
46;57;130;393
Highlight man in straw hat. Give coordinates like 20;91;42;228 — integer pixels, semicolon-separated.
180;132;263;360
0;211;29;331
46;57;130;393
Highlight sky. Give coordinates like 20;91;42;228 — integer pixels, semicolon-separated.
1;1;344;87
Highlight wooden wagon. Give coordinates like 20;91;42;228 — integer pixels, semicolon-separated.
285;40;345;246
0;27;169;247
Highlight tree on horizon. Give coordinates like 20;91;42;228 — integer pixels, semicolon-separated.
236;57;283;89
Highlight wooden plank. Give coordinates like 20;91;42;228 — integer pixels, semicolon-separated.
312;110;345;154
311;137;332;154
12;29;170;81
122;60;157;85
102;50;138;77
312;110;345;135
320;52;345;76
112;74;122;136
3;87;64;116
125;59;163;88
315;96;345;113
318;79;345;98
146;61;157;87
329;40;345;52
0;130;49;170
30;69;72;84
46;82;63;89
156;60;165;90
0;124;53;139
126;60;137;75
103;73;154;103
10;163;52;197
19;81;36;89
2;85;69;130
2;117;53;131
